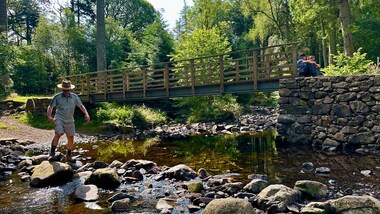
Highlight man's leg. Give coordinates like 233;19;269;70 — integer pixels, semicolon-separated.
66;135;74;155
50;120;64;158
64;122;76;162
50;133;63;157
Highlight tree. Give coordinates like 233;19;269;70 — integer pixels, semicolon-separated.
7;0;40;45
242;0;295;45
96;0;106;71
0;0;6;33
339;0;354;57
12;46;56;95
105;0;158;35
70;0;96;25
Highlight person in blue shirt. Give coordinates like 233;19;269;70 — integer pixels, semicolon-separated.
47;80;90;162
297;53;320;77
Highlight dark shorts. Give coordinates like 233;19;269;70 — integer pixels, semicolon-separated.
55;120;75;137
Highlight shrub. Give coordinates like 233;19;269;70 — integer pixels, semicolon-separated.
175;95;241;123
95;103;166;129
322;49;374;76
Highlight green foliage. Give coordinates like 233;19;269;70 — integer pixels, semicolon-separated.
173;27;231;61
238;92;279;107
353;18;380;62
322;49;374;76
96;103;166;129
175;95;241;123
0;38;12;100
11;46;57;95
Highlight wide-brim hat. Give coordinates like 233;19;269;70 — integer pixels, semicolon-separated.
57;80;75;90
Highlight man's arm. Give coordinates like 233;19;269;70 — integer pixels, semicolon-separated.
79;104;91;122
47;105;56;123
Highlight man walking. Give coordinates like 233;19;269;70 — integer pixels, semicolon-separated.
47;80;90;162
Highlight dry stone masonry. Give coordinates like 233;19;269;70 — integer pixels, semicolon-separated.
277;75;380;151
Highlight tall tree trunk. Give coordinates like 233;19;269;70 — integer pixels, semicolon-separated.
77;0;80;25
339;0;354;57
328;24;338;65
320;21;327;67
0;0;6;34
96;0;106;72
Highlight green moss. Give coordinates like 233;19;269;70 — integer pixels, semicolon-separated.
187;181;203;193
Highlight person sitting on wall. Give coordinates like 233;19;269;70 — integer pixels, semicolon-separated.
297;53;319;77
308;55;324;76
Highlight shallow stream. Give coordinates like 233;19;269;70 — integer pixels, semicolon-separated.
1;130;380;213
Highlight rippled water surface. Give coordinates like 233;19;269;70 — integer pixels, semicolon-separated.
1;129;380;213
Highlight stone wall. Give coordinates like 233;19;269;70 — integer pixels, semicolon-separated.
25;98;51;116
277;75;380;151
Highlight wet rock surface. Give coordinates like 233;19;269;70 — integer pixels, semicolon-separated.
2;137;380;213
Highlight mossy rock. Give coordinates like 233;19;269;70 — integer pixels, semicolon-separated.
203;198;257;214
187;181;203;193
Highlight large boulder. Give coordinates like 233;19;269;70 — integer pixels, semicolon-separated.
74;184;99;201
256;184;302;213
294;180;328;199
85;168;121;189
163;164;197;181
203;198;257;214
301;195;380;214
330;195;380;213
30;161;74;187
244;179;269;193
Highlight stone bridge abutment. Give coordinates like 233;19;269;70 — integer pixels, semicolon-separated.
277;75;380;151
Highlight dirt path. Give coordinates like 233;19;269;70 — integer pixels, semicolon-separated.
0;115;92;144
0;115;55;143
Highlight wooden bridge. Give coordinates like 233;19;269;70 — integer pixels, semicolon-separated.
66;42;301;103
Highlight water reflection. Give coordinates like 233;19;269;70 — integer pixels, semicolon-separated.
89;129;279;182
3;129;380;213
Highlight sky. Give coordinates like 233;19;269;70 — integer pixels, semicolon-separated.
147;0;194;29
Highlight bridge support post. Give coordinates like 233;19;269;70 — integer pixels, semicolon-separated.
164;63;170;97
252;50;258;90
219;55;224;95
190;59;195;96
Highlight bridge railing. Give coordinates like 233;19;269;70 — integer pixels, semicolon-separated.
65;42;300;100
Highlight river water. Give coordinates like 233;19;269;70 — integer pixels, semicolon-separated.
1;129;380;213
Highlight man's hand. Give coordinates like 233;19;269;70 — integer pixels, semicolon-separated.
85;114;91;122
48;116;56;123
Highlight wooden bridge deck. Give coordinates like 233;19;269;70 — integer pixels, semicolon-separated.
65;42;301;103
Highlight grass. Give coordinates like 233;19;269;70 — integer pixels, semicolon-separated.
16;111;101;133
0;123;8;129
5;93;50;103
17;113;54;130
